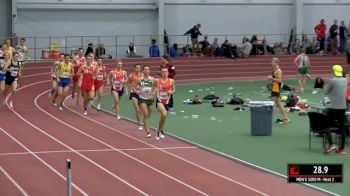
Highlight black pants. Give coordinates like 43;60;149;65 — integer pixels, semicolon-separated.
319;37;325;51
325;109;346;150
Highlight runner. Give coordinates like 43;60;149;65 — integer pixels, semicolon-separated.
107;59;128;120
15;37;29;66
4;39;15;60
155;68;175;140
267;57;289;124
56;54;73;111
128;64;143;130
160;54;176;110
0;52;10;104
72;48;86;105
94;56;106;111
294;50;310;92
77;55;96;115
50;53;64;105
3;52;22;108
135;65;157;138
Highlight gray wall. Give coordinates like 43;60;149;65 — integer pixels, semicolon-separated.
0;0;12;42
12;0;350;58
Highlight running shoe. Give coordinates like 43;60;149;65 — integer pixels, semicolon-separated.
325;144;337;154
279;119;290;125
159;131;165;139
116;115;121;120
9;101;13;108
146;133;151;138
97;103;101;111
83;110;87;116
138;126;143;131
59;106;63;111
336;149;347;155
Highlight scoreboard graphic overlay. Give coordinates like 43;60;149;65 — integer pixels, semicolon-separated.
288;164;343;183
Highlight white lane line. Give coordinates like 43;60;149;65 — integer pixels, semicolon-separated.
0;127;88;196
0;166;29;196
0;146;197;157
60;94;270;195
6;97;149;196
22;72;49;78
35;90;209;196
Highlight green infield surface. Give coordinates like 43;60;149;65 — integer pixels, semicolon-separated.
99;80;349;195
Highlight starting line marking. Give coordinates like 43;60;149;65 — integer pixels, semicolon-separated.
0;146;197;157
0;166;29;196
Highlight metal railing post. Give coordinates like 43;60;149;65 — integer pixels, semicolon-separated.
115;35;118;58
34;37;37;61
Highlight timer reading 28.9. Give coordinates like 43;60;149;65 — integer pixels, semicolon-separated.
313;166;328;174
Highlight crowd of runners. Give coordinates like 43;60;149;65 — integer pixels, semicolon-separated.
48;49;175;140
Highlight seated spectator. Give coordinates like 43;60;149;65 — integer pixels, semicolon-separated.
127;42;136;57
250;34;264;55
85;43;94;56
199;36;210;56
210;37;220;57
95;44;106;58
273;42;284;55
169;43;178;58
221;40;235;59
241;37;252;58
149;39;160;57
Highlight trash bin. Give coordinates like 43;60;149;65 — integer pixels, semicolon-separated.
249;102;273;136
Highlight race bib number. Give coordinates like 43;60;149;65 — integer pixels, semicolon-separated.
113;81;122;90
11;71;18;77
97;75;104;81
62;72;70;78
141;87;151;96
159;91;169;99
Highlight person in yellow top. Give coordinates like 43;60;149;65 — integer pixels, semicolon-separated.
5;39;16;60
54;54;73;111
267;57;289;124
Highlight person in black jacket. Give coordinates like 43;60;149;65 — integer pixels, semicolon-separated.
329;19;338;55
85;43;94;57
184;24;202;55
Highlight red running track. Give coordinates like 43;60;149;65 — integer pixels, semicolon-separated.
0;55;341;195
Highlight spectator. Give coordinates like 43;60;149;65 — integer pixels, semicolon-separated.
314;19;326;55
210;37;220;57
199;36;210;55
346;34;350;67
85;43;94;57
127;42;136;57
95;44;106;58
339;20;347;53
329;19;339;55
273;42;284;55
169;43;178;58
241;37;252;58
221;40;233;58
0;44;6;59
149;39;160;57
184;24;202;55
347;21;350;38
324;65;347;155
250;34;264;55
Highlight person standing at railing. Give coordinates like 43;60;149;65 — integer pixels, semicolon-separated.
16;38;29;67
329;19;339;55
346;34;350;68
95;44;106;58
314;19;326;55
149;39;160;57
184;24;202;56
127;42;136;57
339;20;347;54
